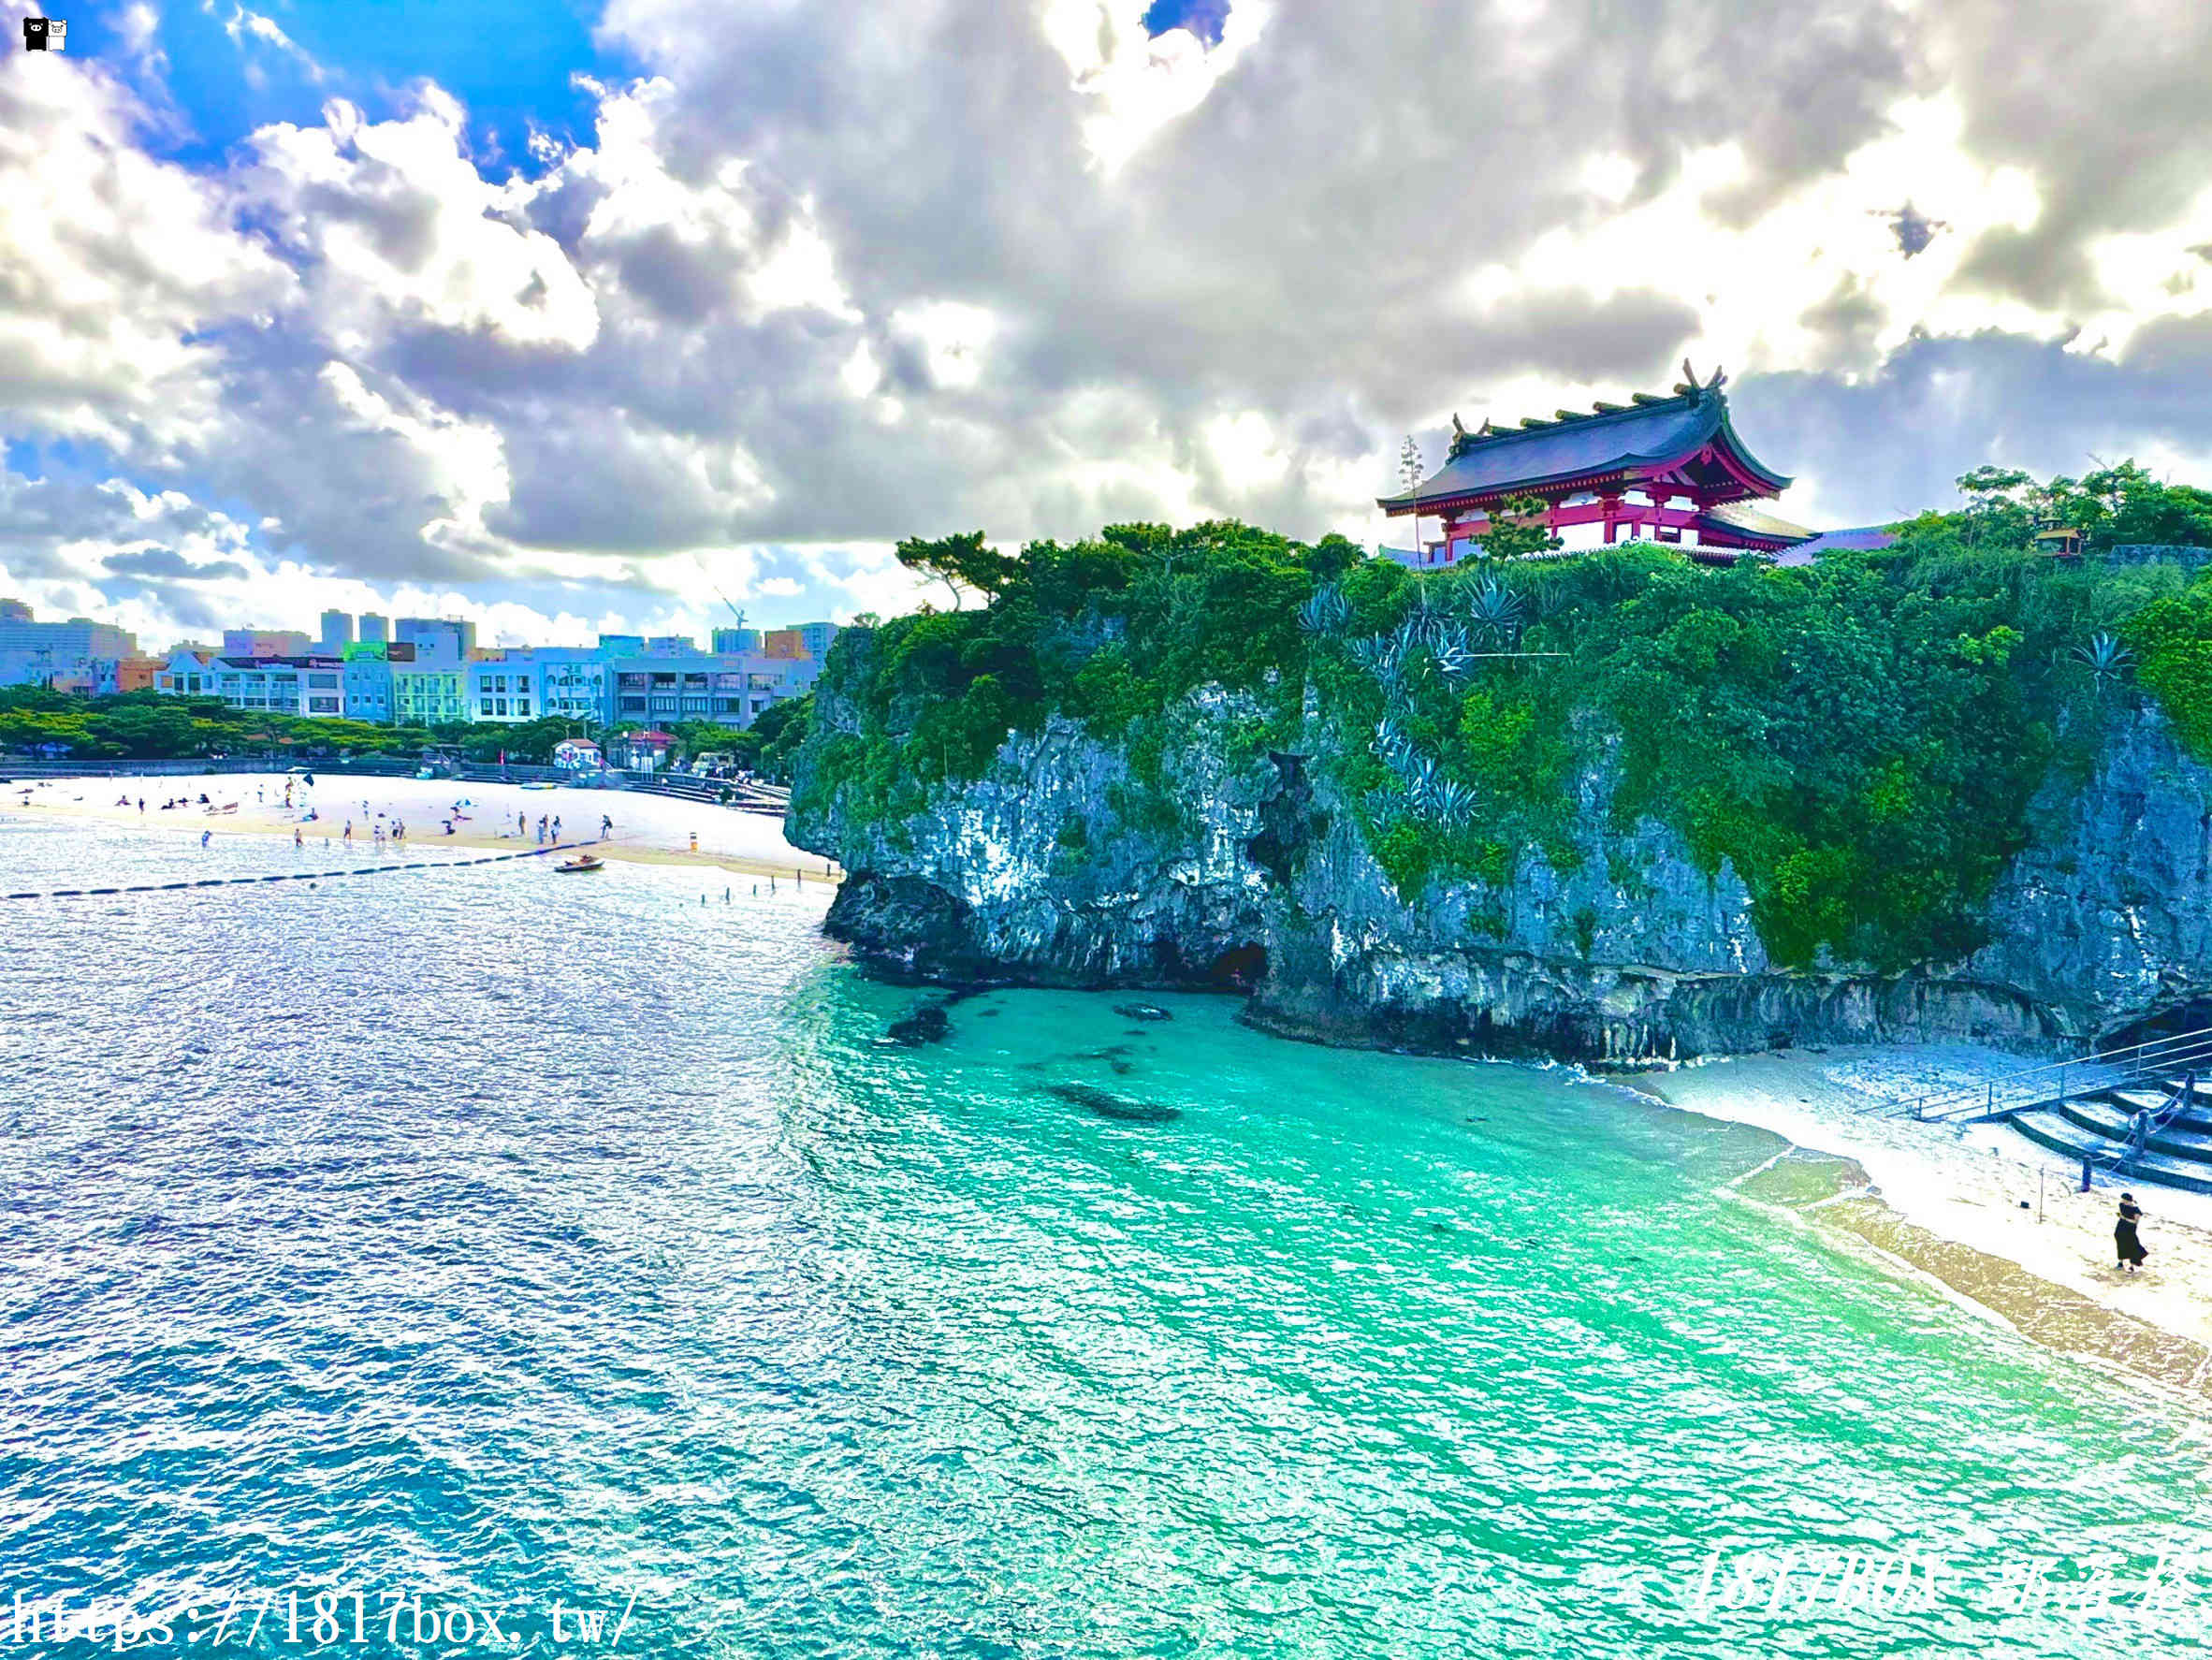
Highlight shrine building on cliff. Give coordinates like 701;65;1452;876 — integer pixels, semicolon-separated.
1377;365;1837;569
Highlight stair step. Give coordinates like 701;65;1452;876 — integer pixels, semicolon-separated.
2058;1096;2212;1161
2008;1111;2212;1195
2109;1087;2212;1131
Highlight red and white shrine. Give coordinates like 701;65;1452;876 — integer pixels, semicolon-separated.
1379;365;1817;568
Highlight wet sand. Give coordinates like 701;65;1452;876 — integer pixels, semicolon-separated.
1637;1049;2212;1400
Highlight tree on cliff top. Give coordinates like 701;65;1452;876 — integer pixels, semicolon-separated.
896;531;1020;610
1476;494;1564;561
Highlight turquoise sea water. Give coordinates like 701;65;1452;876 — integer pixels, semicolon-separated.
6;813;2212;1656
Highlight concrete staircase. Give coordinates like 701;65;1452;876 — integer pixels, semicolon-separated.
1906;1026;2212;1193
2008;1080;2212;1195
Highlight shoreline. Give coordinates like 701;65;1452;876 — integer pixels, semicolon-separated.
18;780;2206;1401
1622;1048;2212;1401
6;769;841;884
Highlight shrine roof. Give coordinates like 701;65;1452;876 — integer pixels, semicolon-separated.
1694;501;1814;546
1379;381;1792;514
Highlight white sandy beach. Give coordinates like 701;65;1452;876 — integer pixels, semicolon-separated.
1638;1047;2212;1395
4;768;841;882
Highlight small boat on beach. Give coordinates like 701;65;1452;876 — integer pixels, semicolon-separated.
554;854;604;874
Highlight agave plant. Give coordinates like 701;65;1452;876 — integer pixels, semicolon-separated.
1372;716;1412;768
1426;779;1479;828
1433;640;1476;682
1404;754;1442;808
1363;787;1407;831
1347;633;1396;676
1298;584;1352;636
2072;631;2134;695
1467;577;1527;645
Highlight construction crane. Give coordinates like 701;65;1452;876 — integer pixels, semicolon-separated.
713;587;747;631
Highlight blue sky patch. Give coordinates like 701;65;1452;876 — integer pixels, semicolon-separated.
138;0;618;172
1141;0;1230;47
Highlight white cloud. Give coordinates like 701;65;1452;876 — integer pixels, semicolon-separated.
240;95;600;351
1040;0;1271;174
0;52;291;459
6;0;2212;650
889;301;997;390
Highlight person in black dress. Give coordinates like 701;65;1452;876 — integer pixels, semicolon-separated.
2117;1192;2148;1272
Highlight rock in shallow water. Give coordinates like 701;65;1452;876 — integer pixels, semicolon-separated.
1042;1083;1182;1124
887;1002;952;1045
1113;1003;1173;1022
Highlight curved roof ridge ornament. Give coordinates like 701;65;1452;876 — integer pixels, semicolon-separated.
1673;360;1728;399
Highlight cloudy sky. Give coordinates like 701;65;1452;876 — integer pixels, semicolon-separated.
4;0;2210;649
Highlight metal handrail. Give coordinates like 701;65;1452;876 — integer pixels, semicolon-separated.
1906;1024;2212;1122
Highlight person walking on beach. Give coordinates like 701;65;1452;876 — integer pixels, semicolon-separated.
551;815;560;844
200;830;211;848
601;813;613;839
343;820;353;845
2117;1193;2149;1272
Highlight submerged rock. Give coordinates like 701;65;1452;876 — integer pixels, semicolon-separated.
886;1002;952;1046
1113;1003;1174;1023
1042;1083;1182;1124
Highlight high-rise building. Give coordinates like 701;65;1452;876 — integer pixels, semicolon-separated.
0;598;32;623
1;611;139;689
222;628;312;659
395;617;475;665
647;634;698;655
358;613;389;644
762;629;806;660
796;621;840;661
711;626;761;654
318;609;354;650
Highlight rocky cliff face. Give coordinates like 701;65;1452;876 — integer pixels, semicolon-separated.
789;684;2212;1066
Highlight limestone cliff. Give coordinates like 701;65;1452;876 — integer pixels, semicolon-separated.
789;680;2212;1067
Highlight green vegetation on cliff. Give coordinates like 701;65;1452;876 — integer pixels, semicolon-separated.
795;469;2212;972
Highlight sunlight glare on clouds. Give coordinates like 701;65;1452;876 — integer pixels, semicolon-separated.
892;302;997;390
748;215;861;320
1040;0;1269;174
318;363;513;548
1485;99;2066;388
1203;410;1288;496
1578;152;1637;207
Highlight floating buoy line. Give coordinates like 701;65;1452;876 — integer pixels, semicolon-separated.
3;840;603;901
